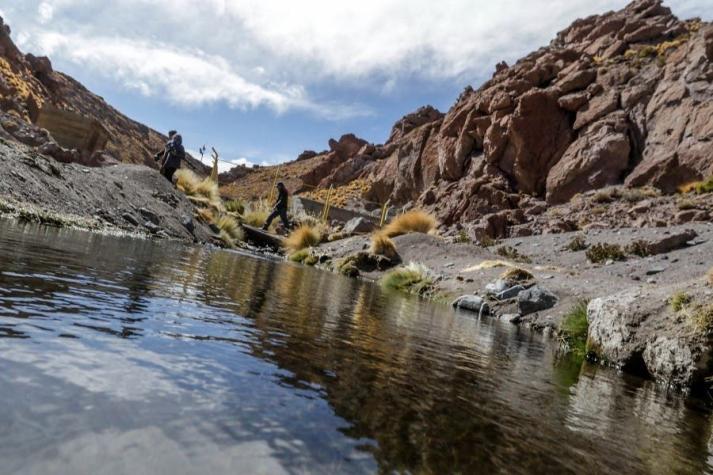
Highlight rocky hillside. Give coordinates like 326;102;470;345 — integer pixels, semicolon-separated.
0;16;206;172
222;0;712;238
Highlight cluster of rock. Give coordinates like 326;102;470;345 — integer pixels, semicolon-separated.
0;16;206;172
225;0;712;241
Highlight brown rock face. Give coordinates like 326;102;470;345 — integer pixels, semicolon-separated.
224;0;712;238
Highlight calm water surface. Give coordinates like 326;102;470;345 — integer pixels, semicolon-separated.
0;218;712;474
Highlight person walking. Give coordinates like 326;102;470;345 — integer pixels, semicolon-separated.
262;182;292;230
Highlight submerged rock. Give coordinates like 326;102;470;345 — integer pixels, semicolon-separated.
452;295;490;316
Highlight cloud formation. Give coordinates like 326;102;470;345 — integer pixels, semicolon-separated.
3;0;711;117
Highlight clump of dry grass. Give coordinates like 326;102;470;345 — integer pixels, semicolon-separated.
370;232;398;259
289;249;318;266
676;198;696;210
380;262;434;296
195;207;214;224
625;239;651;258
501;267;533;284
216;215;244;242
284;225;321;252
706;267;713;287
669;291;692;313
175;170;221;208
382;210;437;238
679;176;713;194
689;304;713;333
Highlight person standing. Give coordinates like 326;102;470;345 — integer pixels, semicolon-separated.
160;133;184;182
262;182;292;230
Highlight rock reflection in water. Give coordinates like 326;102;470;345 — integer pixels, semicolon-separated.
0;218;711;474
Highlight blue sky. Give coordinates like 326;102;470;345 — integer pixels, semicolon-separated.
1;0;710;170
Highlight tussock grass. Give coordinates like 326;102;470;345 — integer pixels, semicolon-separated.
565;235;588;252
455;229;470;243
284;225;321;252
495;245;531;263
586;243;625;263
216;215;244;242
382;210;437;238
669;291;692;313
560;300;590;357
336;256;359;277
676;198;696;210
690;304;713;333
175;169;222;210
501;267;534;283
225;199;245;214
243;210;269;228
380;262;434;296
195;207;214;224
370;232;397;259
707;267;713;287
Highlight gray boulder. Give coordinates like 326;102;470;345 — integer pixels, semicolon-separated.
343;217;376;234
452;295;490;316
496;285;526;301
517;286;558;315
485;279;509;295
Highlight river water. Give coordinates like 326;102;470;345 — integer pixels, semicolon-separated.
0;218;711;474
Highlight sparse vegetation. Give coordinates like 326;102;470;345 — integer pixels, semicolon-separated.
455;229;470;243
501;267;534;284
669;291;692;313
382;210;437;238
565;234;588;252
380;262;434;297
707;267;713;287
690;304;713;333
216;214;244;243
625;239;651;258
585;243;626;263
679;176;713;194
224;199;245;214
560;300;590;357
676;198;695;210
288;249;318;266
284;225;321;252
495;245;531;263
370;232;398;259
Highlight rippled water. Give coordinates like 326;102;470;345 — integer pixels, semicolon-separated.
0;218;712;474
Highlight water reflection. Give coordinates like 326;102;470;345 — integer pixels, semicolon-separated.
0;218;711;474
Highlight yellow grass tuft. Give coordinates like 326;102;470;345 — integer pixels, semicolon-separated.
216;214;244;242
707;267;713;287
382;210;437;238
175;170;221;209
195;207;214;224
370;232;398;259
284;225;321;252
462;260;516;272
501;267;534;283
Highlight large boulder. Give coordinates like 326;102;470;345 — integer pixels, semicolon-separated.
546;116;631;204
518;285;558;315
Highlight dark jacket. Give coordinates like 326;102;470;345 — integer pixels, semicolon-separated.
274;187;288;210
162;135;185;169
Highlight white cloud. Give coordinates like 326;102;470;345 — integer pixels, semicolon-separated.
217;157;255;173
4;0;712;115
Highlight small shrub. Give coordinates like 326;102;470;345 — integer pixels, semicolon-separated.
586;243;625;263
289;249;318;266
380;262;434;296
501;267;534;283
625;240;651;257
370;232;398;259
669;291;692;313
216;215;244;242
621;187;659;203
566;235;588;252
592;189;616;203
478;235;497;247
495;245;531;264
560;300;590;356
382;210;437;238
690;304;713;333
284;225;321;252
455;230;470;243
225;199;245;214
218;230;236;248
